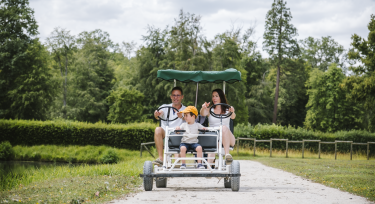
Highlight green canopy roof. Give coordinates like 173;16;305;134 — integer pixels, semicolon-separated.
157;68;241;84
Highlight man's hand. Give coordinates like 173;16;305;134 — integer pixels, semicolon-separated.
202;127;207;131
177;112;183;119
154;110;164;119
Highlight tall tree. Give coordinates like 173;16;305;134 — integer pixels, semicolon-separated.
46;28;76;119
7;40;56;119
300;36;346;72
263;0;300;124
68;29;115;122
343;14;375;132
0;0;55;119
305;64;363;132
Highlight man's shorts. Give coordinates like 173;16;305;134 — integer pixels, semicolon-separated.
179;143;201;151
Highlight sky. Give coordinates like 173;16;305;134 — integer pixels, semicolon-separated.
29;0;375;57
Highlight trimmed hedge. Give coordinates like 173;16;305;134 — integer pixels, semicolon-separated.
0;119;157;150
235;123;375;154
1;119;374;154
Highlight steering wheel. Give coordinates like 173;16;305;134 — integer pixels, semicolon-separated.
210;103;233;119
156;106;180;121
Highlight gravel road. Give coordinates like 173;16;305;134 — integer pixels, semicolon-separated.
112;160;373;204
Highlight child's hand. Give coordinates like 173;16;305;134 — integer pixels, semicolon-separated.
175;126;181;134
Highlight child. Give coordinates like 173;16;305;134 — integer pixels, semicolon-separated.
175;106;206;169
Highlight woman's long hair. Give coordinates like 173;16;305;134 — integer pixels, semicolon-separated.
211;89;230;114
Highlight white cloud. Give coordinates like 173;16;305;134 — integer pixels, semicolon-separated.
29;0;375;57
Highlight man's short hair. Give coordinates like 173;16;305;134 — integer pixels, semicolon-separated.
171;87;183;95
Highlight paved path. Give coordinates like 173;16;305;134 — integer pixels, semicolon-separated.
112;160;373;204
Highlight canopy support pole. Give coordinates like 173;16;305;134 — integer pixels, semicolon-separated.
195;83;199;107
223;81;226;94
174;79;176;87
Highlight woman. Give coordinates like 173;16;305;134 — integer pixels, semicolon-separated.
200;88;236;165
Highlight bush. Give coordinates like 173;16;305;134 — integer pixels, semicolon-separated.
235;123;375;154
0;141;15;160
100;149;119;164
0;119;157;150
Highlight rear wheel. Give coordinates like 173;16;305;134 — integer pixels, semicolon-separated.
155;177;167;188
231;160;240;191
143;161;153;191
224;178;231;188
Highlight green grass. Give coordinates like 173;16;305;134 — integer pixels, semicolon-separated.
2;145;375;203
1;145;155;203
13;145;139;164
233;147;375;202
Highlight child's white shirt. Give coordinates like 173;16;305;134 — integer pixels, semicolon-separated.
180;122;205;143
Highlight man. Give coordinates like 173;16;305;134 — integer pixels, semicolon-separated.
153;87;185;166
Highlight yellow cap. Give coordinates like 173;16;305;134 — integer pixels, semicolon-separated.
180;106;198;117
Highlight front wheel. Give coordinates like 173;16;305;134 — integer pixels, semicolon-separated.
231;160;240;191
143;161;153;191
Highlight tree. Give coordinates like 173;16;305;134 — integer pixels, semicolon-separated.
343;14;375;132
300;36;346;72
263;0;300;124
305;64;363;132
68;29;115;122
7;40;56;120
121;41;137;59
107;87;144;123
0;0;56;119
46;27;76;119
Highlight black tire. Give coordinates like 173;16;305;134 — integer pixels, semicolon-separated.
143;161;153;191
231;160;240;191
224;177;231;188
155;177;167;188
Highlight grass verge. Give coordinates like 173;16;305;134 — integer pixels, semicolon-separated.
1;145;155;203
233;147;375;202
13;145;139;164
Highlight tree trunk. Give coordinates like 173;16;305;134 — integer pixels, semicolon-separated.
63;55;68;119
272;65;280;124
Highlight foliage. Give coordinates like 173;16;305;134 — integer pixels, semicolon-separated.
107;87;144;123
263;0;300;124
0;141;15;160
343;14;375;132
67;29;115;123
305;64;363;132
100;149;119;164
0;119;157;150
12;145;140;164
0;0;48;119
46;27;76;119
300;36;347;72
6;40;57;120
235;123;375;153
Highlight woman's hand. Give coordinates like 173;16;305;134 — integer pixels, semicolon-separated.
229;106;236;119
229;106;235;113
200;102;210;116
202;102;210;109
